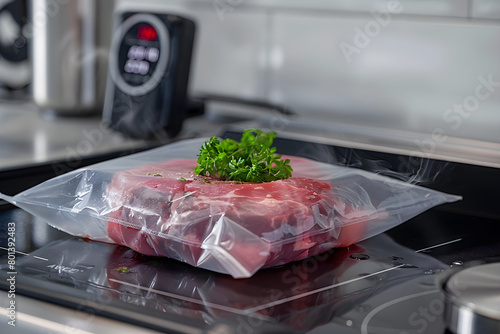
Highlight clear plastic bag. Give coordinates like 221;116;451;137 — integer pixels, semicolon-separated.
0;138;461;278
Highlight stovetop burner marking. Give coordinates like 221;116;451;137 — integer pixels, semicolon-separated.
360;289;440;334
0;246;48;261
245;237;464;314
227;264;405;315
0;246;29;256
415;238;462;253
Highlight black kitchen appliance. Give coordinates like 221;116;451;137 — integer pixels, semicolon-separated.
1;129;499;334
103;11;195;140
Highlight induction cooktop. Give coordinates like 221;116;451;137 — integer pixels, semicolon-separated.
1;200;500;333
1;132;500;334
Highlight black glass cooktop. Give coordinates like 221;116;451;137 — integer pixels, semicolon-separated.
1;205;499;333
1;132;500;333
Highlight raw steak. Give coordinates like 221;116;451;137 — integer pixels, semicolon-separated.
107;157;368;277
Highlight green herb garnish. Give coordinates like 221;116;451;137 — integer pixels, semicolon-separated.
194;129;293;183
113;266;128;273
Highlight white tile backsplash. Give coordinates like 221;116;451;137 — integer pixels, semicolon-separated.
242;0;469;18
189;8;269;99
268;12;500;143
472;0;500;19
115;0;500;146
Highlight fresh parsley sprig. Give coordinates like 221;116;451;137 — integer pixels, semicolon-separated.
194;129;293;183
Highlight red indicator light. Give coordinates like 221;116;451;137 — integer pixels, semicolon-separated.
137;24;157;41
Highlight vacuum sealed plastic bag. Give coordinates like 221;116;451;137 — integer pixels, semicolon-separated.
0;137;461;278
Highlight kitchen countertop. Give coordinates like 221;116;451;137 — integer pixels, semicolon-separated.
0;99;225;172
2;95;500;173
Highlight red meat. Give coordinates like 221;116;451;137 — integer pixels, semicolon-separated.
107;157;368;277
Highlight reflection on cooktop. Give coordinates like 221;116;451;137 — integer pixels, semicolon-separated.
1;206;500;333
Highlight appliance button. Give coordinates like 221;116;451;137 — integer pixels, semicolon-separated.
127;45;146;60
124;59;149;75
146;47;159;62
124;59;135;73
138;60;149;75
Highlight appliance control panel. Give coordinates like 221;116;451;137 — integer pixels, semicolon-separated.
103;12;195;139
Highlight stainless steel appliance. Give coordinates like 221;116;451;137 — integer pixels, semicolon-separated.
29;0;114;115
444;262;500;334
